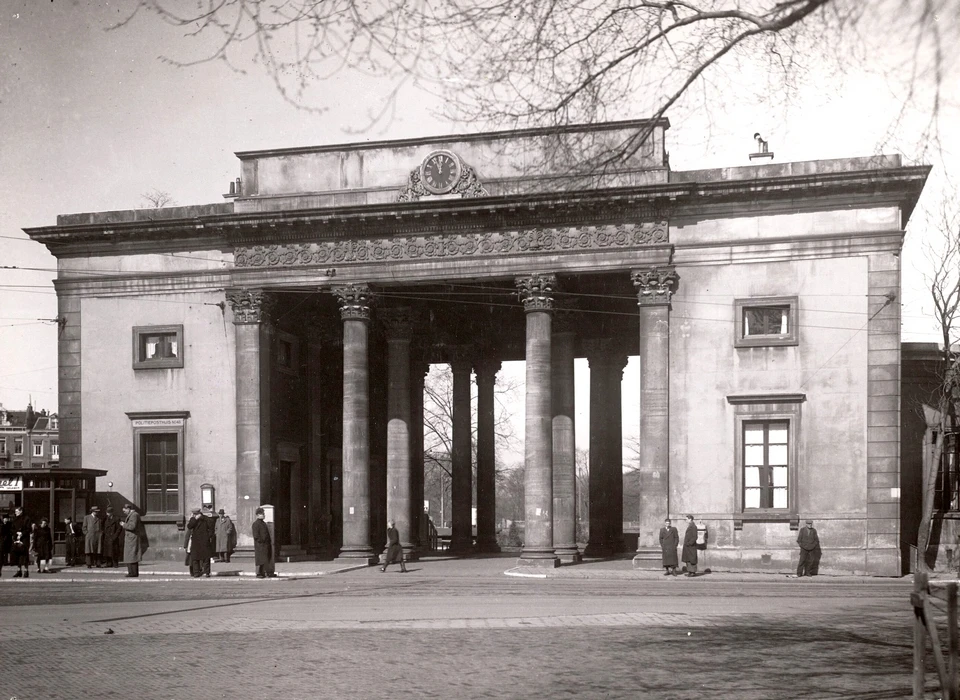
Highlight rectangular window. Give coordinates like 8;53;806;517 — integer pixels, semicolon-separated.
743;421;789;509
14;439;23;455
142;433;180;514
276;331;300;376
0;438;5;453
133;325;184;369
734;296;798;347
51;443;59;458
33;442;43;457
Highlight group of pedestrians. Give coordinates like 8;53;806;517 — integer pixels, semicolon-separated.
0;506;54;577
68;505;125;568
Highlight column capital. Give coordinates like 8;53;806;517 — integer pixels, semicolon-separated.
333;284;373;321
583;338;629;372
379;307;416;341
474;359;502;384
516;273;557;313
447;345;474;375
226;288;276;324
631;267;679;306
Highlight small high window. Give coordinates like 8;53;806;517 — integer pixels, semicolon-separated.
14;439;23;455
51;443;59;458
133;325;184;369
734;297;798;348
32;443;43;457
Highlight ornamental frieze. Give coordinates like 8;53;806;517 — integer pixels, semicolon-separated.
234;222;667;269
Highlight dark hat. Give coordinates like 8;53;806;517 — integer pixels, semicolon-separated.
805;519;813;525
191;507;202;514
255;507;265;516
218;509;225;515
106;506;114;512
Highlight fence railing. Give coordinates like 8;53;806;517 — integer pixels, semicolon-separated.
913;571;960;699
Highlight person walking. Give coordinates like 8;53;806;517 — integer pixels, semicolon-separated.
0;512;12;577
252;507;274;578
681;514;699;577
215;509;236;563
82;505;103;568
183;510;198;576
659;518;680;576
102;506;123;568
63;516;82;566
34;517;54;573
380;520;407;573
797;519;822;577
187;506;216;577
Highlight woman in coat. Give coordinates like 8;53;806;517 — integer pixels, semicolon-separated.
659;518;679;575
681;514;698;577
33;517;53;573
120;503;144;578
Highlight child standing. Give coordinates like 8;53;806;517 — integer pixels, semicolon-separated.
34;517;53;573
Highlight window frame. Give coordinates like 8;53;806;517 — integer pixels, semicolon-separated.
728;393;804;529
276;330;300;377
734;296;798;348
127;411;189;524
14;439;23;455
51;442;59;458
32;442;43;457
132;325;184;370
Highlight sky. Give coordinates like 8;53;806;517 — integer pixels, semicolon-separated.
0;1;956;458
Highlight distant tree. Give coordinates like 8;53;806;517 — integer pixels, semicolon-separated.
496;462;526;524
139;189;175;208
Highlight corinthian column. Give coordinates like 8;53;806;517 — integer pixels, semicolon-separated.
517;273;559;568
631;268;678;564
475;358;501;553
449;349;474;554
333;284;378;564
381;308;415;559
227;288;276;549
606;351;629;553
552;309;580;562
583;339;612;557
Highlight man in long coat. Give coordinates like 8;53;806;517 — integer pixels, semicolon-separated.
252;507;274;578
102;506;123;568
681;514;699;577
380;520;407;573
120;503;144;578
797;519;822;577
82;505;103;568
187;506;216;577
659;518;679;576
215;509;236;563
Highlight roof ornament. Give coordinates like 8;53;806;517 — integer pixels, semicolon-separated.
749;133;774;161
397;150;488;202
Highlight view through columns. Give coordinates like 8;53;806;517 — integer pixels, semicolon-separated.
449;350;474;554
475;358;501;553
551;311;580;563
584;338;613;557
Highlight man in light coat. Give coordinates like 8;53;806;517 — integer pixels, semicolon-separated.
659;518;679;576
215;509;236;563
82;505;103;568
120;503;145;578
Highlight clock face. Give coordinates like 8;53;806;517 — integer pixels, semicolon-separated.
421;151;461;194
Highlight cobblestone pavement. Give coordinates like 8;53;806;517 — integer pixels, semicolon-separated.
0;558;940;699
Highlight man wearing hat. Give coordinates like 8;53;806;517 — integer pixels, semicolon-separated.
252;507;274;578
186;506;216;577
82;505;103;568
215;508;236;563
796;519;822;577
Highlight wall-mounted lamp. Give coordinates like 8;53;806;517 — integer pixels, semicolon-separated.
201;483;215;511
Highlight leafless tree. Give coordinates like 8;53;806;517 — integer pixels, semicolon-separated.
916;209;960;570
139;189;176;208
116;1;957;165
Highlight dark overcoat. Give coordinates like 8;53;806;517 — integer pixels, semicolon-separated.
121;510;145;564
102;514;124;559
83;513;103;554
681;522;698;566
187;514;216;562
659;526;679;567
33;524;53;560
384;526;403;564
252;518;272;566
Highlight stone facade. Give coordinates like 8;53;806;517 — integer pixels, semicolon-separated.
26;119;929;574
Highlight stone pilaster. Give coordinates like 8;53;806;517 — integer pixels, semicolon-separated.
551;310;580;563
516;273;560;567
606;351;629;553
226;288;276;548
630;268;678;566
381;308;416;559
449;349;474;554
332;284;378;564
475;358;502;553
584;339;613;557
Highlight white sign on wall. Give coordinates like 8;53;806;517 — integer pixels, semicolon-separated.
131;418;185;428
0;475;23;491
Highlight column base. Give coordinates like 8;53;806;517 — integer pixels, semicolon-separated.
335;548;379;567
449;536;474;555
583;542;613;557
517;553;560;568
632;548;664;570
554;545;581;564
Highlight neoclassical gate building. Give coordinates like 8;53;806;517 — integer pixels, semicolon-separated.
27;119;928;575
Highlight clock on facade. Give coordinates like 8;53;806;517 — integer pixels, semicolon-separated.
420;150;462;195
